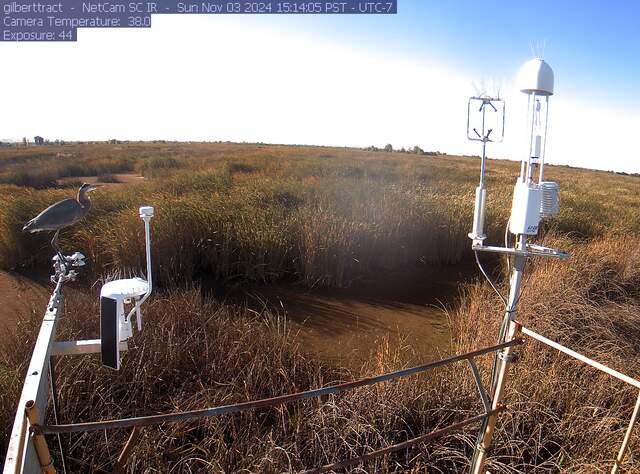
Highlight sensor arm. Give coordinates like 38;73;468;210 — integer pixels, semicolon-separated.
466;96;505;245
125;207;154;328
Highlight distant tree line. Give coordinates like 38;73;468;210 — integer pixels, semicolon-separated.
364;144;444;156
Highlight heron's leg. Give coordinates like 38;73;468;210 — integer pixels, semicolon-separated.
51;230;66;264
51;230;60;253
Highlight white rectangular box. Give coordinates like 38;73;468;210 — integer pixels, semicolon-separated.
509;181;542;235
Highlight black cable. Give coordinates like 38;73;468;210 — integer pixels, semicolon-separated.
473;248;511;394
505;218;512;276
474;251;507;306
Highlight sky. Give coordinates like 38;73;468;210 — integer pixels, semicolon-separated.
1;1;639;172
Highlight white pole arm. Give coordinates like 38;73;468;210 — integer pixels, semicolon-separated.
125;207;154;326
142;211;153;296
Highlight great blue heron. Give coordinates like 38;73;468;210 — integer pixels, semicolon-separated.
22;183;99;261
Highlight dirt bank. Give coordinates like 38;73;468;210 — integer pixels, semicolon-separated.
0;271;49;333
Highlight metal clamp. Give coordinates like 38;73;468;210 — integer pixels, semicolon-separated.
498;350;519;363
51;252;85;283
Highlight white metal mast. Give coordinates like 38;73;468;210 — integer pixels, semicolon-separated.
469;58;567;474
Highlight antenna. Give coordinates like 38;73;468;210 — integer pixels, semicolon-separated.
529;39;548;60
100;206;154;370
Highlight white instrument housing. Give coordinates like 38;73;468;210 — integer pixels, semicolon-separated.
100;206;154;370
509;181;542;236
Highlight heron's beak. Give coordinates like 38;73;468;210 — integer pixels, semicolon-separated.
87;184;100;192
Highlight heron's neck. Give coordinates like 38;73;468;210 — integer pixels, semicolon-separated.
77;190;91;209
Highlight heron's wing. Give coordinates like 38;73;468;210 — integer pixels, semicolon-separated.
25;198;84;231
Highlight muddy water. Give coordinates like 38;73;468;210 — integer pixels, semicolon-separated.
246;264;476;370
2;260;476;371
57;173;145;187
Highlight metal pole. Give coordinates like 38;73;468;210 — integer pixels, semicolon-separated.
519;326;640;390
479;102;487;188
9;414;28;474
538;96;550;184
4;275;64;474
612;391;640;474
49;359;67;474
526;93;536;177
470;236;526;474
25;401;56;474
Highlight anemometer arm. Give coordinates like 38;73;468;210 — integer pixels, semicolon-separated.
467;96;504;244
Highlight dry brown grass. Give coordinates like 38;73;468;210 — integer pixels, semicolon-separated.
2;143;640;472
3;235;639;472
2;143;638;286
452;234;640;472
0;289;478;472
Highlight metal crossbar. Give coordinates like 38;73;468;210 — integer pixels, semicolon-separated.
518;323;640;474
519;325;640;389
36;339;520;435
301;407;505;474
468;358;491;413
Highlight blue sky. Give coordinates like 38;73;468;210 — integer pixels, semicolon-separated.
415;1;640;110
2;1;639;171
262;0;640;109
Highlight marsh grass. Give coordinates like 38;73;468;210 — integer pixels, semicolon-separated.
451;234;640;472
0;146;484;286
2;143;639;287
0;287;485;473
2;143;640;471
2;235;639;472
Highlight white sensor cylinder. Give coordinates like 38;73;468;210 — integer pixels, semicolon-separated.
124;206;154;326
532;135;542;159
140;206;153;296
509;181;542;235
468;186;487;242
